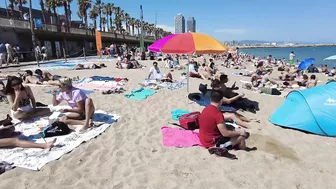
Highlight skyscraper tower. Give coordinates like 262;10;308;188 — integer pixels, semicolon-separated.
174;13;185;34
187;17;196;32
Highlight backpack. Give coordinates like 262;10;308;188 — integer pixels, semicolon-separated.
42;121;71;138
178;112;201;130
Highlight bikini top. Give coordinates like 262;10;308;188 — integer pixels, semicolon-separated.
16;89;31;107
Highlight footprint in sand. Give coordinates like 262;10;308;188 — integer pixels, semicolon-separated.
250;134;299;161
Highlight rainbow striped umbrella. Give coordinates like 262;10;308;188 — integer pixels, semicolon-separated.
148;32;227;54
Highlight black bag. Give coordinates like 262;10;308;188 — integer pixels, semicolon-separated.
199;84;208;94
42;121;71;138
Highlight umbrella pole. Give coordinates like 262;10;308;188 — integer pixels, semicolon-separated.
187;55;190;94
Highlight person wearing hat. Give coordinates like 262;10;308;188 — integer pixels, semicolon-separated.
52;78;95;132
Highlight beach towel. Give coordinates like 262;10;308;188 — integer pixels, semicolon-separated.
161;126;202;147
45;89;94;95
90;76;114;81
0;107;120;171
158;81;187;90
124;88;156;100
24;83;54;87
171;109;190;121
188;93;237;112
74;80;123;91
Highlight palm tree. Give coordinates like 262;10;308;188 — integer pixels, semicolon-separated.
57;0;72;31
45;0;59;25
113;6;120;32
107;3;114;31
129;17;136;36
124;13;130;34
135;19;141;36
94;0;102;31
101;17;106;32
9;0;15;16
28;0;39;66
89;5;98;29
102;3;110;31
77;0;91;29
39;0;46;24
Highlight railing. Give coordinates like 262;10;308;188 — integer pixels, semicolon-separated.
0;17;155;42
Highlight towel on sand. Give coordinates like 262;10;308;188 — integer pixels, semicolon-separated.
188;93;237;112
45;89;94;95
124;88;156;100
171;109;190;121
0;106;120;171
161;126;202;147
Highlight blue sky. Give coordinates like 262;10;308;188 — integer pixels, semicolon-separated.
1;0;336;43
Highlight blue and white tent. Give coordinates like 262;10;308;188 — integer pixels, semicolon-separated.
269;81;336;136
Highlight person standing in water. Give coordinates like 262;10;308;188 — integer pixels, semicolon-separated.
289;51;295;66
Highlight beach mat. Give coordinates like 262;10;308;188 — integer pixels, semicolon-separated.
0;107;120;171
125;88;156;100
142;80;187;90
45;89;94;95
161;126;202;147
188;93;237;112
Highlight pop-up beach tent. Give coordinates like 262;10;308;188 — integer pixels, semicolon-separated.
269;81;336;136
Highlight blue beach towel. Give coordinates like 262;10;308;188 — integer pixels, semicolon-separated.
90;76;114;81
188;92;237;112
124;88;156;100
171;109;190;121
45;89;95;95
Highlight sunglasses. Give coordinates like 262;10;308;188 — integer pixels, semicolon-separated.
12;82;21;87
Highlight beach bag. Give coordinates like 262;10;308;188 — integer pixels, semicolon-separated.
178;112;201;130
199;84;208;94
42;121;71;138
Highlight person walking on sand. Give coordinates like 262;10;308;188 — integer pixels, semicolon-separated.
52;78;95;132
289;51;295;66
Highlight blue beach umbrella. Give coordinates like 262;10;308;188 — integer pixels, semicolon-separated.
298;58;315;70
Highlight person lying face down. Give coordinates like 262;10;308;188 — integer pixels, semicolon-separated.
52;78;95;132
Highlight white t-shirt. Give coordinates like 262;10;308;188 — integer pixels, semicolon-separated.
289;53;295;60
5;43;11;53
149;67;162;80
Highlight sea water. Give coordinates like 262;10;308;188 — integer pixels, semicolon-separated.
240;46;336;67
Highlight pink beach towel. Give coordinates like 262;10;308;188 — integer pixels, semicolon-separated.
161;126;203;147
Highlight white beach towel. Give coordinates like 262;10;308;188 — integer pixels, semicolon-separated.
0;106;120;171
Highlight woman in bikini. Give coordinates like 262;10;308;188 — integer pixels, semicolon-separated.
5;76;51;120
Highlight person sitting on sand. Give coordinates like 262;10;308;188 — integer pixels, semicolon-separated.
199;90;250;152
189;61;205;79
211;80;254;128
217;74;240;97
147;62;162;80
0;124;56;149
261;69;277;86
6;76;51;120
307;75;317;88
74;63;106;70
52;78;95;132
297;74;309;87
280;68;294;81
35;69;61;81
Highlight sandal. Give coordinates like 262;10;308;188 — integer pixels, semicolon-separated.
208;148;238;160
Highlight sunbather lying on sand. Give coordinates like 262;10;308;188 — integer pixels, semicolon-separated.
52;78;95;132
74;63;106;70
35;69;61;81
0;123;56;149
23;70;60;85
243;83;282;96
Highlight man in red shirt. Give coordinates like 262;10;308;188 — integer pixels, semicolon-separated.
199;90;249;151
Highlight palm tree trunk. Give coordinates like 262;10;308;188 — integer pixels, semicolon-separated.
109;13;113;30
84;10;88;29
63;2;69;32
29;0;39;66
67;3;71;26
94;19;97;29
99;9;102;31
53;7;57;25
132;25;134;36
10;2;14;16
39;0;46;24
106;15;109;31
19;0;24;19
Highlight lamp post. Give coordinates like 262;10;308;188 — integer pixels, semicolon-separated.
140;5;144;53
29;0;39;66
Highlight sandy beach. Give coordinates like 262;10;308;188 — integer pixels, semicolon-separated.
0;58;335;189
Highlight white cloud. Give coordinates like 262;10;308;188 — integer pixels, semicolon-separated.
156;24;175;33
214;29;246;34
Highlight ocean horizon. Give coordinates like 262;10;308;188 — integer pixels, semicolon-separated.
240;46;336;68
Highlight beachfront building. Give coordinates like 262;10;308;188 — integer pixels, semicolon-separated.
187;17;196;32
174;13;185;34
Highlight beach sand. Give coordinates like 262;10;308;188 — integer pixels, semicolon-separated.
0;58;335;189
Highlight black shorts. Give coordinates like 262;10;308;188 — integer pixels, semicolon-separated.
215;137;232;149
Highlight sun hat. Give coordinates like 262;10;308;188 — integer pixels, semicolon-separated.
58;77;72;86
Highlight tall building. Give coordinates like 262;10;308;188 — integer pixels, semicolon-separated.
187;17;196;32
174;13;185;34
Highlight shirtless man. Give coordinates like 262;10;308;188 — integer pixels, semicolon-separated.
23;70;59;85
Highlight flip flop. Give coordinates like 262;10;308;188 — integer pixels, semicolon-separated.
208;148;238;160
